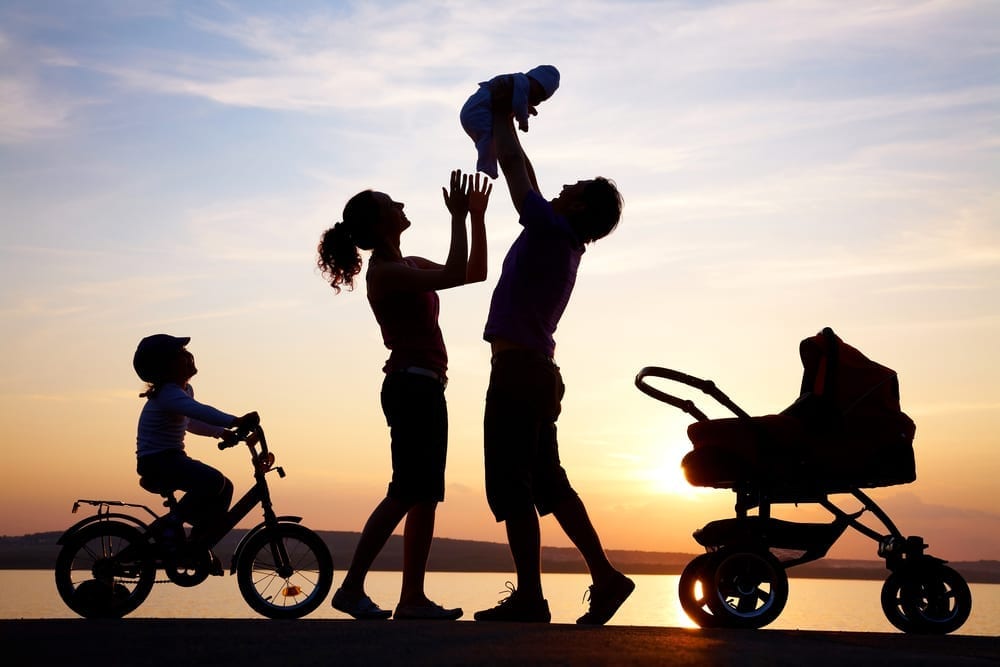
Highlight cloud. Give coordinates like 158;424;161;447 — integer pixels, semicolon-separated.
0;30;88;144
4;389;134;403
695;214;1000;288
880;490;1000;522
0;272;200;321
22;1;994;116
909;399;1000;417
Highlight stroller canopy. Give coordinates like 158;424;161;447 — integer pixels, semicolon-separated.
797;327;900;417
791;327;904;423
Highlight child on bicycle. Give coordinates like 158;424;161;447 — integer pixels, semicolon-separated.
132;334;257;543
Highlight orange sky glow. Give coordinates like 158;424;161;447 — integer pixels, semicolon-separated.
2;1;998;563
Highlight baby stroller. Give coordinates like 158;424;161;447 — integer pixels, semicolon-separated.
635;327;972;634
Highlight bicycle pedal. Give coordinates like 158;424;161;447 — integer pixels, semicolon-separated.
209;552;224;576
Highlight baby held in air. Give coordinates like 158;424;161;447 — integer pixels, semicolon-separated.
460;65;560;178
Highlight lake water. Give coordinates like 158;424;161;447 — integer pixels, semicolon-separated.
2;570;997;636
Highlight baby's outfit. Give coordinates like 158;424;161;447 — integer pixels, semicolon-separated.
460;65;560;178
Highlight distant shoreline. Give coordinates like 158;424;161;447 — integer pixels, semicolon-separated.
5;529;999;583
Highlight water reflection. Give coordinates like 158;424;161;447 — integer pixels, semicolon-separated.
3;570;996;636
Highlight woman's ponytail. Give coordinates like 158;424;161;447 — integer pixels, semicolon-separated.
317;190;381;293
317;220;362;293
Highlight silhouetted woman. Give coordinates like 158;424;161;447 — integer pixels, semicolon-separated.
317;170;491;620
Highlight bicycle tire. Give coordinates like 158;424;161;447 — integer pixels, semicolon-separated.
54;521;155;618
236;523;333;619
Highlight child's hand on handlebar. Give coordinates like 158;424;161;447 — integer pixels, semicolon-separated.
219;429;242;447
220;412;260;449
232;411;260;432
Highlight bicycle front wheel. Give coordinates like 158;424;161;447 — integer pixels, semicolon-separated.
236;523;333;619
54;521;155;618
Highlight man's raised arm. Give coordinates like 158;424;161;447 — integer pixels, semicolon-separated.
491;80;538;214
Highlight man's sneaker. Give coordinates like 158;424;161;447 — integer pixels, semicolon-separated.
331;587;392;620
576;573;635;625
474;582;551;623
393;601;463;620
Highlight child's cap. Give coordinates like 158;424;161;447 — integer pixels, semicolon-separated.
134;334;190;382
526;65;560;100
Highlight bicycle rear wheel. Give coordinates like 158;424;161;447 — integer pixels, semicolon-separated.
236;523;333;619
54;521;155;618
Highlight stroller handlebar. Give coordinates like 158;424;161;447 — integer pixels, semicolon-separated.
635;366;750;421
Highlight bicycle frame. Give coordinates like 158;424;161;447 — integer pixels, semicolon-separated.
58;426;302;563
203;427;305;574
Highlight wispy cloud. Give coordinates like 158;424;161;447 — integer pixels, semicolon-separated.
909;399;1000;417
0;30;89;143
0;274;200;320
25;1;996;115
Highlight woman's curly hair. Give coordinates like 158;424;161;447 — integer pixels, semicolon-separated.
317;190;381;293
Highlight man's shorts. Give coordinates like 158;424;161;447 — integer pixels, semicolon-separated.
484;349;577;521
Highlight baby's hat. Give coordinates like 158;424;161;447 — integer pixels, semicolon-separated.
526;65;560;100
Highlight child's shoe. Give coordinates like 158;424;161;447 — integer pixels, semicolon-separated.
150;515;185;550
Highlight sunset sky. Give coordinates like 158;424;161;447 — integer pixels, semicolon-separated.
2;0;998;563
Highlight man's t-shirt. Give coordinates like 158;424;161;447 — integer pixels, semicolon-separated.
484;191;584;357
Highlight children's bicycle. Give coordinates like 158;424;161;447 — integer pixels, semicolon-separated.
54;421;334;619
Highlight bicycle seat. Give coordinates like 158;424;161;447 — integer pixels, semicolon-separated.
139;476;176;498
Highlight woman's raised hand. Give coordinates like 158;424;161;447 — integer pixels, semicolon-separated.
442;169;471;218
469;173;492;218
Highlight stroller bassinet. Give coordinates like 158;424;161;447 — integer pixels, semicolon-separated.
683;326;916;492
635;327;971;634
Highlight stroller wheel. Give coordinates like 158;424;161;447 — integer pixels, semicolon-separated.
880;565;971;634
705;549;788;629
678;553;724;628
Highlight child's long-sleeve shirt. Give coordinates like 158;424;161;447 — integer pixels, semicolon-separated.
136;383;235;457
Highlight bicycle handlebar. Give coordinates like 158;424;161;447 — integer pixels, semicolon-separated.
218;411;261;451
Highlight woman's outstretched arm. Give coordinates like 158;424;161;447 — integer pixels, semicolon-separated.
466;173;492;283
368;170;471;296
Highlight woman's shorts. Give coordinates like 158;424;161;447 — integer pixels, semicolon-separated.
381;371;448;504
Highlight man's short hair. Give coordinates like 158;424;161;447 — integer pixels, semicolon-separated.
576;177;622;243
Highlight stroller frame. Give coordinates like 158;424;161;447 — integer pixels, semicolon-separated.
635;337;972;634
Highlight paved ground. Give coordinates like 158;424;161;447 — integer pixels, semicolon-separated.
4;619;998;666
